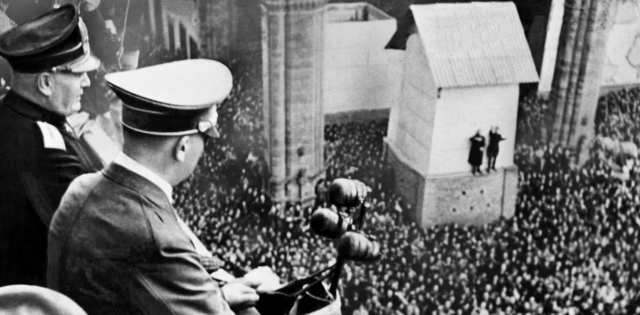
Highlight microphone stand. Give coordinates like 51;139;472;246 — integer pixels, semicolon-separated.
329;255;344;297
329;201;366;296
356;201;369;230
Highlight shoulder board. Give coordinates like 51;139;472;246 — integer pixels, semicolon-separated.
36;121;66;151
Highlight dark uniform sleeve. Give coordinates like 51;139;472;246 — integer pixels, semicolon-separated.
127;203;234;315
129;253;234;315
20;126;95;227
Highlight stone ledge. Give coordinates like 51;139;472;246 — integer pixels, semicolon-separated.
422;167;518;226
385;140;517;227
262;0;328;12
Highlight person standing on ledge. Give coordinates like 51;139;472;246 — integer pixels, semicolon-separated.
469;130;486;175
486;126;506;172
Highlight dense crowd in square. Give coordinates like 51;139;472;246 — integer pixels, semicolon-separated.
1;1;637;314
169;80;640;315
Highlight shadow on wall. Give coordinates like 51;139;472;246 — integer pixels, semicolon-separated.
325;109;390;125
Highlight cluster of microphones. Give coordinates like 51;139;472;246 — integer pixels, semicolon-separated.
250;178;383;312
254;178;382;313
311;178;382;266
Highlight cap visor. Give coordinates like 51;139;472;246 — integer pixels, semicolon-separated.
65;53;101;73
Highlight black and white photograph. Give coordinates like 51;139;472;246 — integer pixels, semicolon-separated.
0;0;637;314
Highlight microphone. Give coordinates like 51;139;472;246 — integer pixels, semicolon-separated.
310;208;350;239
329;178;370;207
336;231;381;263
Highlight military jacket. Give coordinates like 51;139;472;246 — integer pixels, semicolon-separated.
0;91;102;286
48;163;233;315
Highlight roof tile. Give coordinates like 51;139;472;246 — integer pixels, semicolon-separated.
411;2;540;88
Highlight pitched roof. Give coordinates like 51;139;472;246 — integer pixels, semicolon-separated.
410;2;539;88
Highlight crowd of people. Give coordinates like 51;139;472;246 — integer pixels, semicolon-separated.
595;87;640;148
516;93;550;147
169;77;640;315
8;1;640;314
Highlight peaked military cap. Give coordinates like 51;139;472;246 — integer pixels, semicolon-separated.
105;59;233;138
0;4;100;74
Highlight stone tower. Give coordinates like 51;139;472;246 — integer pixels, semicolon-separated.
549;0;616;154
261;0;327;203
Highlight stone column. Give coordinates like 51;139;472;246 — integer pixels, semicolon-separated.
262;0;327;203
549;0;617;155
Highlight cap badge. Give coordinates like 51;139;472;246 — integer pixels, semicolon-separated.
198;120;213;133
78;18;90;56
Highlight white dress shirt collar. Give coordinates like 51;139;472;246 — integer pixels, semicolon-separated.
113;153;213;258
113;152;173;204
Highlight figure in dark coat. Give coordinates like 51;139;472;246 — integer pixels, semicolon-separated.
0;5;102;286
469;130;486;175
0;92;102;287
487;126;506;172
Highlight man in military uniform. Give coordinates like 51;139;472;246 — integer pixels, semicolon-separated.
486;126;506;172
468;130;486;175
48;59;262;314
0;4;103;286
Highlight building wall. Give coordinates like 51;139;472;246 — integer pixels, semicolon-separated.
150;1;403;119
422;167;518;226
323;4;403;115
385;139;426;223
234;2;264;53
538;0;564;95
387;35;437;172
154;0;199;58
429;85;519;176
198;0;233;60
602;1;640;87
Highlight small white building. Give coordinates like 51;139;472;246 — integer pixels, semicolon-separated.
385;2;539;227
